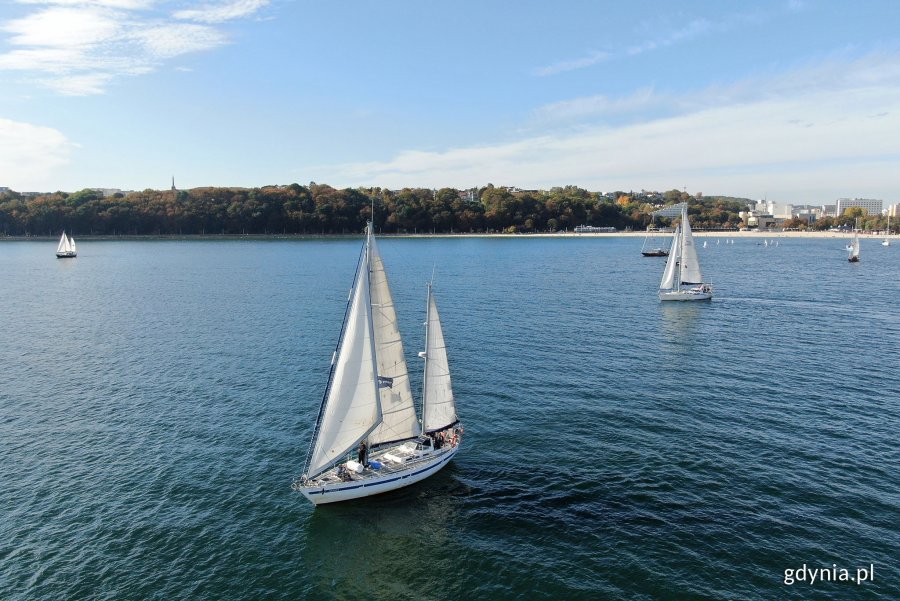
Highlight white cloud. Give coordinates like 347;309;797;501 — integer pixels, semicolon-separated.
626;18;711;57
133;23;226;59
533;50;610;77
17;0;151;7
317;54;900;204
41;72;113;95
0;0;265;95
174;0;269;24
2;7;122;48
0;117;74;188
533;87;661;122
534;18;714;77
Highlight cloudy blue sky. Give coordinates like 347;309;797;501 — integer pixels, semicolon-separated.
1;0;899;204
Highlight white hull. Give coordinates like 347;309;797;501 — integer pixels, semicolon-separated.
659;289;712;302
299;444;459;505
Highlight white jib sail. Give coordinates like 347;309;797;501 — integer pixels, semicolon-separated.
679;209;703;284
68;235;77;253
57;232;69;253
423;288;457;433
306;251;381;479
366;233;419;445
659;225;681;290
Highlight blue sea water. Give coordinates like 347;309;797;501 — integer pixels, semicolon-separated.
1;235;898;600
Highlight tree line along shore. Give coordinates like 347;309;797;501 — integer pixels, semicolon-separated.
0;184;888;236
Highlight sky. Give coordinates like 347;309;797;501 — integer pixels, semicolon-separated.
1;0;900;205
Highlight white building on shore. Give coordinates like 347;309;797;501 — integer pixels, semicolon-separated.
835;198;883;217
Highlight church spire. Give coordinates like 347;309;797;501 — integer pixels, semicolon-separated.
171;176;176;191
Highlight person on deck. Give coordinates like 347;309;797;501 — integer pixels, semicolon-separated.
358;441;368;466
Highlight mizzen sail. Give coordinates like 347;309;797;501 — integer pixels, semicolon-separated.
422;286;457;433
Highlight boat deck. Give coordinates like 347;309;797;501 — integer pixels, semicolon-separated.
307;439;457;487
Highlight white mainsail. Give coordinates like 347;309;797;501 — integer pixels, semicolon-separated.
367;232;419;446
422;285;457;433
679;208;703;284
850;233;860;259
305;247;381;479
57;232;70;254
659;225;681;290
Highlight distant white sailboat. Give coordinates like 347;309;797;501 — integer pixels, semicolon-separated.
658;203;712;301
764;239;768;247
55;231;77;258
848;231;861;262
703;240;707;248
293;222;462;505
883;216;891;246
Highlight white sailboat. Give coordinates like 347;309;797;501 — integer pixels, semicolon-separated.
848;231;861;263
294;223;462;505
55;231;77;258
883;216;891;246
658;203;712;301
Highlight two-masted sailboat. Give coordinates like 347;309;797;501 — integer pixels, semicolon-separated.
293;223;462;505
656;203;712;301
55;231;77;258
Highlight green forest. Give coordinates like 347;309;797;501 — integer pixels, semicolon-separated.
0;184;754;236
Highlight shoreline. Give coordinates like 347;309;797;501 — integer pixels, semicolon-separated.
0;231;893;241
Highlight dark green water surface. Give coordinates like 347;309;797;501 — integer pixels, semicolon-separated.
1;236;898;600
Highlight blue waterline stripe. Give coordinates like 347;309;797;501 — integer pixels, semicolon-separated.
308;451;454;495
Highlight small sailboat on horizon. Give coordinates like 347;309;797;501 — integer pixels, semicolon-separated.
883;216;891;246
293;222;462;505
55;231;77;258
657;203;712;301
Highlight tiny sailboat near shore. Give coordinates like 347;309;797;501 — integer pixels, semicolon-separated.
293;222;462;505
55;231;77;258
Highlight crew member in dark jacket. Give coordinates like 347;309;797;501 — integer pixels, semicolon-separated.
358;441;368;465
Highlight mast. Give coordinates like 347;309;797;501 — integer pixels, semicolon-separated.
420;281;432;435
364;222;382;444
679;205;687;291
